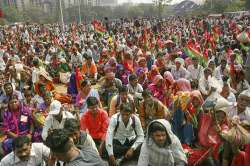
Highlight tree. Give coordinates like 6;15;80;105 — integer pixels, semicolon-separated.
153;0;172;18
2;7;24;23
245;0;250;10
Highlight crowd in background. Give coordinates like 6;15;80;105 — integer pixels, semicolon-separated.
0;15;250;166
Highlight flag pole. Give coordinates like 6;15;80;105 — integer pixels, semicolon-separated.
59;0;65;31
78;0;82;24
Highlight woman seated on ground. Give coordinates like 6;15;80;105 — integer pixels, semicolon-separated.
139;90;170;130
32;92;53;142
198;98;230;165
34;70;55;97
138;119;187;166
148;75;168;106
35;70;71;104
222;120;250;166
2;95;33;154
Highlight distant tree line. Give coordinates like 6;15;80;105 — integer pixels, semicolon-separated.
0;0;249;25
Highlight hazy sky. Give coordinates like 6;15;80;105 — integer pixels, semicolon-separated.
118;0;204;4
118;0;181;4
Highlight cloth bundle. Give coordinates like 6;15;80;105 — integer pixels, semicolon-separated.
222;124;250;145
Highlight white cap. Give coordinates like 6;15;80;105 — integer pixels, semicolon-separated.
49;100;62;115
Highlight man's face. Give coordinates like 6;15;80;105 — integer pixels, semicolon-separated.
53;110;63;122
237;95;250;111
15;143;32;161
4;84;13;96
70;130;81;144
130;79;138;87
204;71;212;79
120;110;131;124
120;92;128;102
192;59;198;66
152;130;167;147
175;62;181;69
221;61;227;68
143;96;153;105
88;104;98;115
86;58;92;65
208;62;215;70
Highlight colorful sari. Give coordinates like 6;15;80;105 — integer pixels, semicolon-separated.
67;72;78;103
163;71;175;107
148;75;167;105
2;104;32;154
147;65;160;83
136;67;148;89
171;92;195;145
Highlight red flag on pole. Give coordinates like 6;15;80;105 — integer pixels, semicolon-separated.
0;8;4;18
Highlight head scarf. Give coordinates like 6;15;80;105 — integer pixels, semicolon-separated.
107;57;117;66
176;78;191;92
239;89;250;98
153;75;164;85
190;90;204;105
145;119;187;166
39;70;52;82
136;67;145;76
175;58;184;66
164;71;175;85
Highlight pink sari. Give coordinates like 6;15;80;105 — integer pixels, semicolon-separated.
148;75;167;105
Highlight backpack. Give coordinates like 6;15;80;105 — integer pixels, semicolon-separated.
114;113;137;135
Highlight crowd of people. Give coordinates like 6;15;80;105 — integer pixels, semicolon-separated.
0;15;250;166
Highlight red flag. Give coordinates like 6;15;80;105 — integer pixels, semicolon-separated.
91;20;106;33
0;9;3;18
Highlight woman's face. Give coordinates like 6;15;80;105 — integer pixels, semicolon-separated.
152;130;167;147
39;75;47;84
215;111;226;123
192;96;201;108
81;85;91;94
9;98;19;111
139;60;146;67
156;79;163;87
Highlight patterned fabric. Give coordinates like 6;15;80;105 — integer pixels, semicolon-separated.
2;104;32;154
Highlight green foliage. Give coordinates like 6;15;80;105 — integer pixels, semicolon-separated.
202;0;245;13
0;18;8;25
2;6;24;23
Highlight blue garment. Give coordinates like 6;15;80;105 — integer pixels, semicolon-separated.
67;72;78;103
171;108;194;145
